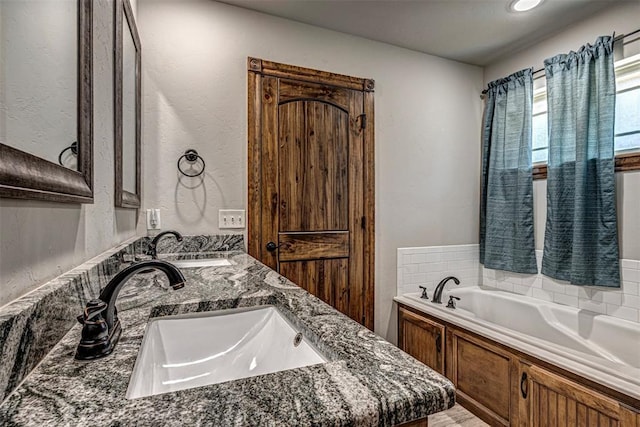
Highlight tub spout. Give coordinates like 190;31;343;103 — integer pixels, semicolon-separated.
432;276;460;304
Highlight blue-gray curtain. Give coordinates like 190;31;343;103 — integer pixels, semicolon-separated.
542;36;620;287
480;69;537;274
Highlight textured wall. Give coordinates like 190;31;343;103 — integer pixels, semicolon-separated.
0;0;141;308
138;0;483;342
484;2;640;260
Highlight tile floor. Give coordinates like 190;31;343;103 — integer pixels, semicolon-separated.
428;404;488;427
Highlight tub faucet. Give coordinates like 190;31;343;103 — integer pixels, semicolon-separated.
146;230;183;259
75;260;186;361
432;276;460;304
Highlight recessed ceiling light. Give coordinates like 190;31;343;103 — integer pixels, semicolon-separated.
510;0;543;12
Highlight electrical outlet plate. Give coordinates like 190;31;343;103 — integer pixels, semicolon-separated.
146;209;161;230
219;209;245;229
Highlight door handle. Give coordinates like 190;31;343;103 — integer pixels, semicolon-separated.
520;372;528;399
265;241;281;252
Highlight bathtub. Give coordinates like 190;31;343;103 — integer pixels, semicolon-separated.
394;286;640;401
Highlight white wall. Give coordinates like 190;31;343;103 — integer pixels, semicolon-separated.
0;0;141;308
138;0;483;341
484;2;640;260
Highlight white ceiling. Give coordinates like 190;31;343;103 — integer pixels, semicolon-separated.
219;0;621;66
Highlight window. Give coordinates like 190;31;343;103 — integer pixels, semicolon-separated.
531;52;640;178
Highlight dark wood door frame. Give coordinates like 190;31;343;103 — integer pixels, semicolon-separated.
247;57;375;330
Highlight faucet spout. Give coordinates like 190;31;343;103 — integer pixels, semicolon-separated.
147;230;183;259
432;276;460;304
75;260;186;360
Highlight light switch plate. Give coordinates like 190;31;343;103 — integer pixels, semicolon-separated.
219;209;245;229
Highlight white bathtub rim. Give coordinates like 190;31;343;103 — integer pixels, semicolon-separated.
394;292;640;402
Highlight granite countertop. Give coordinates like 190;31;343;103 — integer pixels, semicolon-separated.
0;252;455;426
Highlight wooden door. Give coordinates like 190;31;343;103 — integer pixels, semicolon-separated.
398;307;445;375
247;58;375;328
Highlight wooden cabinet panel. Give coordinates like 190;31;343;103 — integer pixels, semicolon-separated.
448;329;516;426
620;405;640;427
525;364;624;427
398;307;445;375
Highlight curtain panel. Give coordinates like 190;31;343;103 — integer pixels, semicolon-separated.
542;36;621;287
480;69;538;274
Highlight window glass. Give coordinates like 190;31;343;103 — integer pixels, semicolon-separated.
530;51;640;164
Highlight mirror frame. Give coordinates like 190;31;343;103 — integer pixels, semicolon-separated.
0;0;93;204
114;0;141;208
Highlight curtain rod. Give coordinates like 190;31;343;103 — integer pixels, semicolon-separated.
483;28;640;95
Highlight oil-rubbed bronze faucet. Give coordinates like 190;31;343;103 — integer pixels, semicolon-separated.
432;276;460;304
146;230;183;259
75;260;186;361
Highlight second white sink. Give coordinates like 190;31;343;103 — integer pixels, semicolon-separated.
126;306;327;399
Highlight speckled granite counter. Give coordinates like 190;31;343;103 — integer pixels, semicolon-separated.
0;251;454;426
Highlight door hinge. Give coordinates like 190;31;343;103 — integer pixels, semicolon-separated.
359;114;367;130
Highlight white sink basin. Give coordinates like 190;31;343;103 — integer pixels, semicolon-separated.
126;306;327;399
169;258;232;268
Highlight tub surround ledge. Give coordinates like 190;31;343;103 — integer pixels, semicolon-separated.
0;250;454;426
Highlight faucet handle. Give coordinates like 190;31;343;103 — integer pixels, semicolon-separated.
77;299;109;345
77;299;107;324
419;286;429;299
446;295;461;309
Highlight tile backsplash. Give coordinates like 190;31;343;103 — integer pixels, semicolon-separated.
397;245;640;323
396;244;482;297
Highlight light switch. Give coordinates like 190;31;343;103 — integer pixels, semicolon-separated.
219;209;245;229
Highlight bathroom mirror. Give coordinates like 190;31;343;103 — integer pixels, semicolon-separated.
114;0;141;208
0;0;93;203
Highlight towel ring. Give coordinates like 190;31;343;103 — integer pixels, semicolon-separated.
177;149;206;177
58;141;78;166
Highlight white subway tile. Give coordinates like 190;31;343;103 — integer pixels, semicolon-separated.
400;245;640;323
410;254;427;264
512;284;531;295
532;288;553;302
622;268;640;283
405;264;420;274
442;252;458;261
564;286;579;297
606;304;639;322
579;299;607;314
427;272;444;282
622;294;640;310
553;293;579;308
602;291;622;306
521;275;538;287
498;282;515;292
425;253;442;262
403;254;413;265
623;281;639;296
542;278;565;293
484;278;496;288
